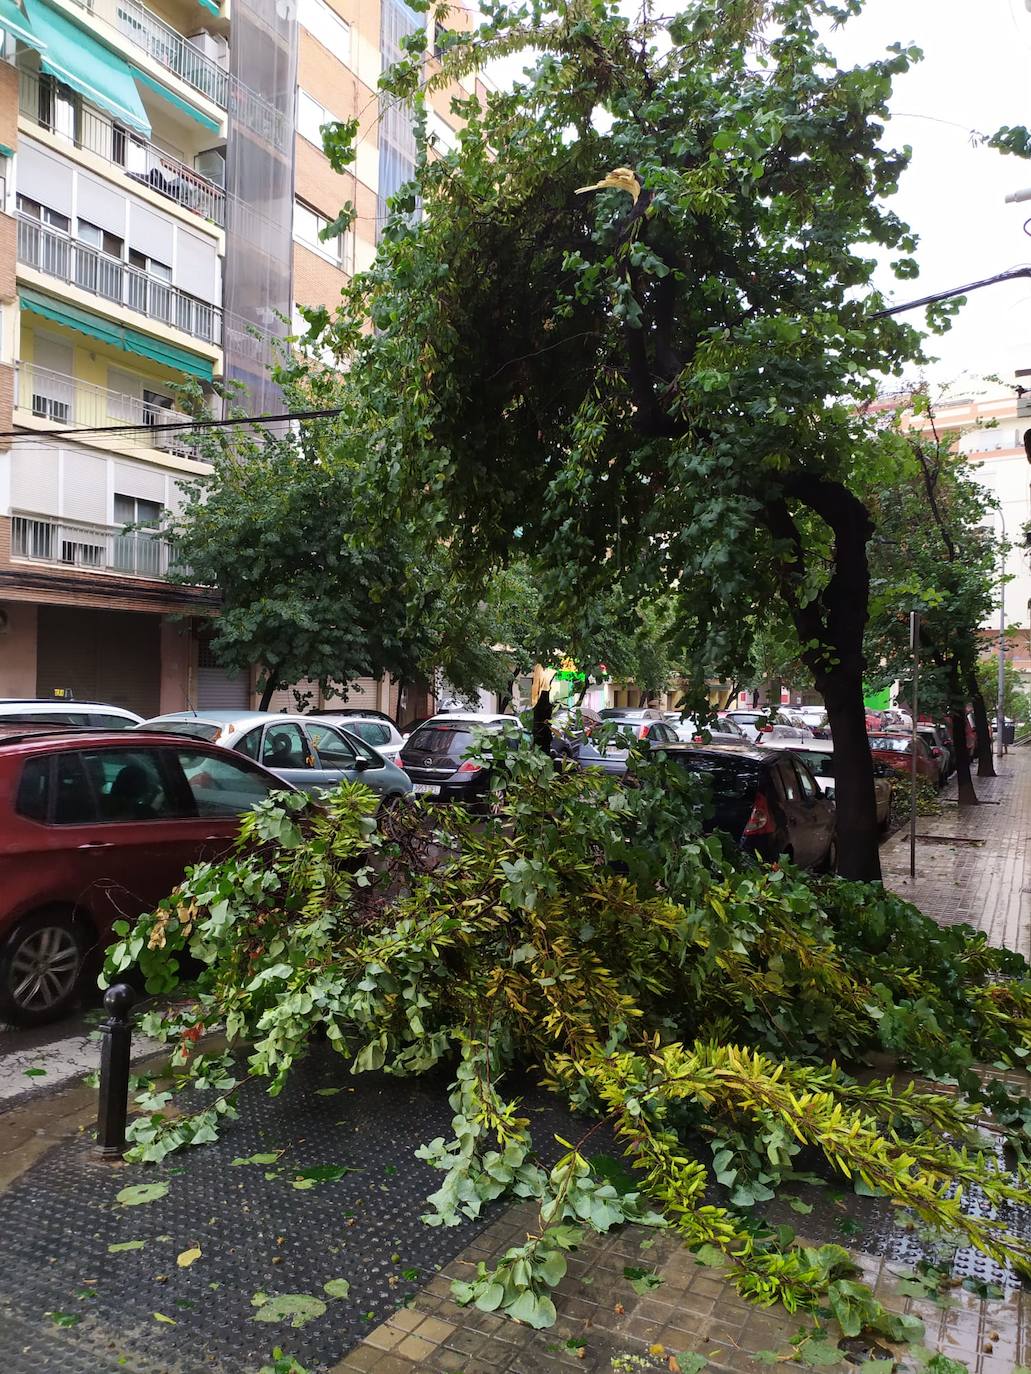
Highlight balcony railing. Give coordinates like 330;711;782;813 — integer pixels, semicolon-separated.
74;0;230;108
16;363;207;458
12;510;172;579
19;69;226;227
17;216;222;346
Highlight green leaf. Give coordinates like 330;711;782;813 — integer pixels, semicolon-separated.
116;1183;169;1206
231;1152;283;1166
314;1087;343;1096
676;1355;709;1374
623;1265;663;1295
800;1338;845;1367
48;1311;82;1327
323;1279;351;1299
474;1283;505;1312
788;1197;814;1214
692;1244;727;1268
108;1240;147;1252
252;1294;328;1329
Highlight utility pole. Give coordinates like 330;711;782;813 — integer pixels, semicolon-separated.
997;509;1007;759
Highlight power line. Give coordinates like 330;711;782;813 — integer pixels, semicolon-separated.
0;406;345;443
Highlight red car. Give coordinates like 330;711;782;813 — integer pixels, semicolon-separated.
867;732;938;784
0;729;293;1026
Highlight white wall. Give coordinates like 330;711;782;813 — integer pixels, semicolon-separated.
969;453;1031;631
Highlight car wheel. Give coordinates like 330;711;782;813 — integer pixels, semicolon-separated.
821;836;838;874
0;909;86;1027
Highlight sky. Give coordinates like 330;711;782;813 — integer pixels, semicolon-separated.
825;0;1031;391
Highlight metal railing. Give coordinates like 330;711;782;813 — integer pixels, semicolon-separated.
76;0;229;107
18;69;226;226
16;363;206;458
17;217;222;346
11;510;172;578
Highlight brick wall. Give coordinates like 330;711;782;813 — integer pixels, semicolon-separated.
295;136;357;223
0;63;16;160
293;242;349;312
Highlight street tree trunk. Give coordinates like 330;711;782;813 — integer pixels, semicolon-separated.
767;479;881;882
967;674;996;777
258;670;279;712
950;706;978;805
532;687;553;754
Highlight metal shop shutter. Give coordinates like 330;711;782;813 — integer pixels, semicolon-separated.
36;606;161;716
197;636;250;710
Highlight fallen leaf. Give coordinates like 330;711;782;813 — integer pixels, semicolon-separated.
675;1355;708;1374
314;1087;343;1096
177;1247;202;1268
649;1345;666;1356
614;1302;625;1315
108;1240;146;1253
23;1067;47;1077
251;1293;327;1329
48;1312;82;1327
324;1278;351;1299
116;1183;169;1207
231;1152;282;1166
152;1312;177;1325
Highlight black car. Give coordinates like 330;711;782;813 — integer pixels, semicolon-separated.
663;743;836;870
399;714;525;805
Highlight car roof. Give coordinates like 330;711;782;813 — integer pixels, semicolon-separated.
414;713;519;726
144;711;340;728
759;737;833;752
662;742;767;764
0;700;140;714
0;729;239;753
311;712;395;725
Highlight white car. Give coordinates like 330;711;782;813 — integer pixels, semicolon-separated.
759;737;892;830
722;710;773;743
663;712;748;745
0;699;143;729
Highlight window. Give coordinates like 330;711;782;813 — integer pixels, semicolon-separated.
346;720;391;747
432;20;454;59
142;389;173;425
77;219;123;258
114;494;163;575
78;747;180;822
261;723;311;769
17;195;70;233
298;0;351;60
793;760;817;800
16;757;50;822
128;249;172;281
293;199;351;269
307;722;358;767
234;727;262;761
176;748;278;817
296;88;341;149
115;494;162;528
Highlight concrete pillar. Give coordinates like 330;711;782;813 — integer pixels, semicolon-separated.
159;617;194;713
0;601;38;695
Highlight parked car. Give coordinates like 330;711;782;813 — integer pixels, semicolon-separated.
0;699;142;729
136;712;412;803
664;712;749;745
867;732;938;783
598;707;667;724
663;743;836;870
598;714;680;744
311;713;406;763
759;737;892;831
722;710;774;743
915;725;951;786
0;728;297;1025
312;707;399;728
756;722;816;745
399;713;525;805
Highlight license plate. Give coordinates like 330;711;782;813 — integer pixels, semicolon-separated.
412;783;440;795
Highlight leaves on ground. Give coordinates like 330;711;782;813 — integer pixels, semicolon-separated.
691;1245;726;1268
231;1152;283;1166
108;1240;147;1253
176;1246;202;1268
323;1279;351;1299
291;1165;351;1189
674;1355;708;1374
251;1293;328;1328
47;1311;82;1327
23;1067;46;1077
623;1265;663;1295
152;1312;177;1324
314;1087;343;1096
115;1183;169;1206
799;1338;846;1367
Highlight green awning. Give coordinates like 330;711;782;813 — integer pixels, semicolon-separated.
0;0;40;51
0;143;14;158
131;67;221;133
123;327;214;381
21;290;215;382
196;0;220;14
21;0;150;136
21;288;124;349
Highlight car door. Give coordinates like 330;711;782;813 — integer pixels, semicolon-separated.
307;722;395;795
257;722;323;792
790;756;832;868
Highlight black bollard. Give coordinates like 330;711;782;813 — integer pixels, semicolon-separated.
93;983;135;1161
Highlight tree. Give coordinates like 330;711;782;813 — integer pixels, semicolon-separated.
863;398;1003;802
317;0;934;879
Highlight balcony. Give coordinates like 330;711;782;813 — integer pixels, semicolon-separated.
11;510;173;579
16;362;206;459
19;69;226;227
17;216;222;346
70;0;229;108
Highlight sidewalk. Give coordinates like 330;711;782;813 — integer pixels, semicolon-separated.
2;752;1031;1374
880;748;1031;953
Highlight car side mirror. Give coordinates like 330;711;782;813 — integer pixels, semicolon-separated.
353;757;372;771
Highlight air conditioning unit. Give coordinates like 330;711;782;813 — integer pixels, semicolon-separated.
186;31;229;67
195;147;226;186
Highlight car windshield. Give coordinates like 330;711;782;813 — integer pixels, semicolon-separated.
407;725;475;757
599;708;644;719
869;735;911;752
794;749;834;778
669;754;760;798
141;720;222;741
729;713;763;724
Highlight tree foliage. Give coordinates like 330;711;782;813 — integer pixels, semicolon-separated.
105;748;1031;1337
310;0;945;877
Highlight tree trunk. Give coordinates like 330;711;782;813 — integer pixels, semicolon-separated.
951;706;978;805
532;688;553;753
258;670;279;712
967;674;996;778
821;674;882;881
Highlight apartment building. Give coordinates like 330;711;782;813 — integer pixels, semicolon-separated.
0;0;472;718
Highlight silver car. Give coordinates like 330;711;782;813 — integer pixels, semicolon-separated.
309;713;406;763
137;711;412;802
